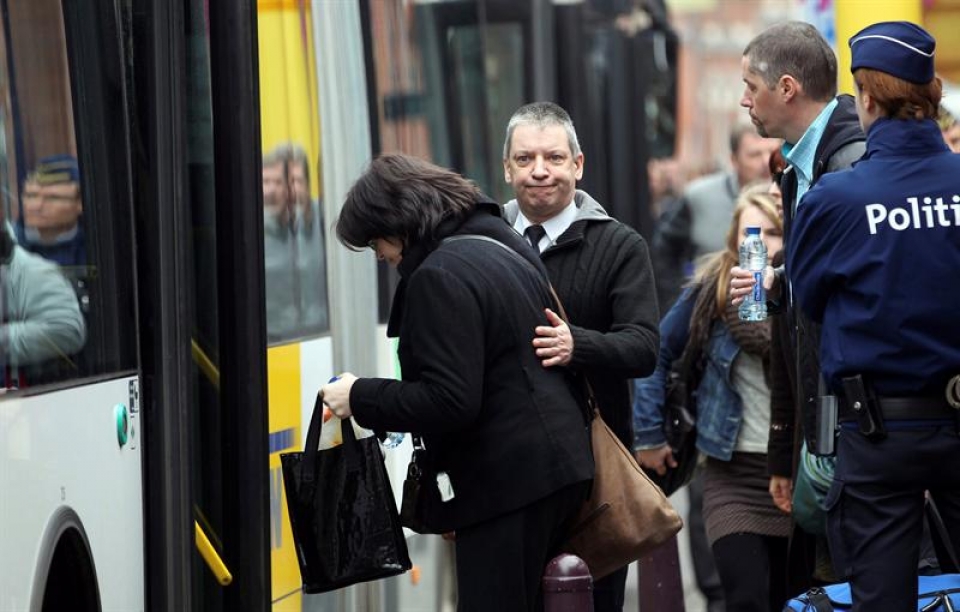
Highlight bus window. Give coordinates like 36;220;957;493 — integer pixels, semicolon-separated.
261;142;330;344
258;2;331;345
0;0;137;387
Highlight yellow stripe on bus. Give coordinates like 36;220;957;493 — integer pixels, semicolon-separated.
267;343;302;609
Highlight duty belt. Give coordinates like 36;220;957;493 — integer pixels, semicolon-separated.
839;394;958;422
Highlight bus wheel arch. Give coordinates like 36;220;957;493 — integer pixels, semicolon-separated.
30;506;101;612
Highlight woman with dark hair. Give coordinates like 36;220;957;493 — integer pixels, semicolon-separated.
322;153;593;611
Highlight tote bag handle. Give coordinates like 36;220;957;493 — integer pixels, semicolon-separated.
302;393;362;496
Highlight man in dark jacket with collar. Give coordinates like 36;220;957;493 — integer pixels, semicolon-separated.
501;101;660;612
731;20;866;594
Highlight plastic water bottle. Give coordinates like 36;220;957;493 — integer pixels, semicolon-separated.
738;226;767;322
381;431;406;449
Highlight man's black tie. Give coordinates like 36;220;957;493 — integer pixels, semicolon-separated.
524;224;546;252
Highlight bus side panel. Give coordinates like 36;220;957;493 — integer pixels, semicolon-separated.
0;377;144;610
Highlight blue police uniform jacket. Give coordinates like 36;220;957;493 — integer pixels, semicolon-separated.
633;286;746;460
788;118;960;396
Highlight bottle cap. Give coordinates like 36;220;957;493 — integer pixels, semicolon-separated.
746;226;761;235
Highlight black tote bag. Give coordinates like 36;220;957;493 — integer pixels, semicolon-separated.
280;395;411;593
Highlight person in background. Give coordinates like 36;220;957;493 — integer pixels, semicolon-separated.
321;154;593;612
635;189;790;611
17;155;92;331
286;144;329;331
787;22;960;610
647;157;684;221
261;142;329;340
647;156;686;313
1;215;85;380
653;125;778;314
938;110;960;153
16;154;85;267
501;101;660;612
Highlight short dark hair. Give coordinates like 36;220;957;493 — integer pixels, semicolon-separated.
743;22;837;102
503;101;581;159
336;153;481;250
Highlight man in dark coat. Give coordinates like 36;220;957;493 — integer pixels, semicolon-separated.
731;21;866;594
501;101;660;612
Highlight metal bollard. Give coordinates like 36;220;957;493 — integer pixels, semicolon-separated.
542;553;594;612
639;535;686;612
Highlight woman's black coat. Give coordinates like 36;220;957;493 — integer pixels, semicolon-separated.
350;202;594;532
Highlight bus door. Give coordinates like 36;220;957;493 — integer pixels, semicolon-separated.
131;0;271;610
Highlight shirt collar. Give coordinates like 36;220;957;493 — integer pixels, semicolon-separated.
782;98;839;184
513;198;578;247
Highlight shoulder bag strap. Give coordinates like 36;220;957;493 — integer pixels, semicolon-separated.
673;285;706;386
442;234;597;422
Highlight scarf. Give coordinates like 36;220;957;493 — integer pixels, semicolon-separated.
722;299;771;360
687;270;771;367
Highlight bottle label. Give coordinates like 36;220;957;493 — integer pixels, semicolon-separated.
752;271;764;302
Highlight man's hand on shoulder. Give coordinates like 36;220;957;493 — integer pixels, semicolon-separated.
533;308;574;367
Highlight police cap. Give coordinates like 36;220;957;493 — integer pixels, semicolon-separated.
33;154;80;186
849;21;936;84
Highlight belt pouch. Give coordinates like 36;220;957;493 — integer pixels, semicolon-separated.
841;375;886;441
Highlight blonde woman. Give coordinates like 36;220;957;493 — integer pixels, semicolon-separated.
634;190;790;611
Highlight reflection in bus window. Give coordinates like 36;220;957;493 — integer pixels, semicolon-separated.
17;155;85;267
0;0;136;387
262;142;329;343
0;225;85;383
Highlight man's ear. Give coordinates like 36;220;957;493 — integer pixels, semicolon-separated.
503;159;512;183
573;153;584;181
779;74;800;102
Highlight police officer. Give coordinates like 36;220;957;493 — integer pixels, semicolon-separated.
787;21;960;611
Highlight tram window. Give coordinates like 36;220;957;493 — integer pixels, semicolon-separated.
0;1;137;388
